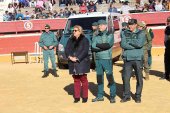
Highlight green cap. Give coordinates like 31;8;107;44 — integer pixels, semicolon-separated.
98;20;107;25
45;24;50;29
128;19;137;25
122;22;128;27
92;22;98;26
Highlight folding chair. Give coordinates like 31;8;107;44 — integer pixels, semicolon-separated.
29;42;43;63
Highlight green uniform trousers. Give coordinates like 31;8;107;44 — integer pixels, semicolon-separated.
143;49;150;73
95;59;116;98
43;49;56;71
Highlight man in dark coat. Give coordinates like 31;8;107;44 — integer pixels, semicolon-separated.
162;16;170;80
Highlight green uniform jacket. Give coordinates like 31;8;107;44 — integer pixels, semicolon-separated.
121;29;146;61
39;31;58;48
92;30;114;59
143;28;154;50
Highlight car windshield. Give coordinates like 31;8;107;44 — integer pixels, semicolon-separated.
64;17;106;34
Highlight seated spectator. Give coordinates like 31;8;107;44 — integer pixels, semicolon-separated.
8;13;15;21
59;0;66;7
79;2;88;14
7;4;14;14
70;8;76;15
13;2;19;14
36;0;44;9
50;0;56;5
143;3;149;12
44;0;53;11
14;0;19;5
135;3;144;11
24;11;31;20
155;0;163;11
30;10;36;18
53;10;58;18
47;12;54;18
76;0;83;5
58;9;65;18
108;3;118;13
64;7;71;17
120;1;132;14
69;0;76;5
19;0;29;8
15;10;24;20
87;1;97;12
3;11;10;21
148;1;155;11
106;0;116;4
29;0;37;7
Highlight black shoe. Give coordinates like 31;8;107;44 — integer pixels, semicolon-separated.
135;98;141;103
42;71;49;78
107;83;110;88
82;98;88;103
110;97;116;103
92;97;104;102
74;98;80;103
52;69;59;77
159;77;165;80
120;97;131;103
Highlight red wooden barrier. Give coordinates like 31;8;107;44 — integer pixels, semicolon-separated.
0;18;67;33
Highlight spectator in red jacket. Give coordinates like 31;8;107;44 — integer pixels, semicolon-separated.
79;2;88;13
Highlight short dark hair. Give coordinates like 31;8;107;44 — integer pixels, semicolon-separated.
128;19;137;25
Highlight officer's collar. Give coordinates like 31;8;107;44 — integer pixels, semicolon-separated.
45;31;51;34
99;30;108;35
126;28;140;34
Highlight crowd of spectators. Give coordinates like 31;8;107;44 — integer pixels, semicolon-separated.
2;0;170;21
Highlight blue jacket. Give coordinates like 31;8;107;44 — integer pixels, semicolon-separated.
121;29;146;61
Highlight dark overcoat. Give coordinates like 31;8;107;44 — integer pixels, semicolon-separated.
65;34;90;75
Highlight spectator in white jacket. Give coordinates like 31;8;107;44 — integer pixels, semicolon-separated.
155;0;163;11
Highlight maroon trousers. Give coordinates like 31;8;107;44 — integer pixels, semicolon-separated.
72;74;88;99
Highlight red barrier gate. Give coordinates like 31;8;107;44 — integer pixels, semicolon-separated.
0;18;67;33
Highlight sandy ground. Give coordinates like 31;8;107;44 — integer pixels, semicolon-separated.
0;55;170;113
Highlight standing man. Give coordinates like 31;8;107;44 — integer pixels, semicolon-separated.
91;20;116;103
92;22;99;37
39;24;59;78
91;22;98;71
162;16;170;80
120;19;145;103
138;21;153;80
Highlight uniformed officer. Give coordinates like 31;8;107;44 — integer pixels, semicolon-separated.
91;22;99;71
91;20;116;103
138;21;153;80
39;24;59;78
120;19;145;103
92;22;99;37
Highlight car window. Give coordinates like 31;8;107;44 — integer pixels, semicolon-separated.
65;17;106;33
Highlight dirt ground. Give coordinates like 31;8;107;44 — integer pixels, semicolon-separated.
0;55;170;113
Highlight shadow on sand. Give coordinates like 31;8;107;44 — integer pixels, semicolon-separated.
64;82;130;100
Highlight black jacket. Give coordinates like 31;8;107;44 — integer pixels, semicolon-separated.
65;34;90;75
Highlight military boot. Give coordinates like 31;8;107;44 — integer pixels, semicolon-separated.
52;69;59;77
145;73;149;80
42;71;49;78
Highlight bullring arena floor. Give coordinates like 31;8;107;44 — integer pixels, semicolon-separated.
0;48;170;113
